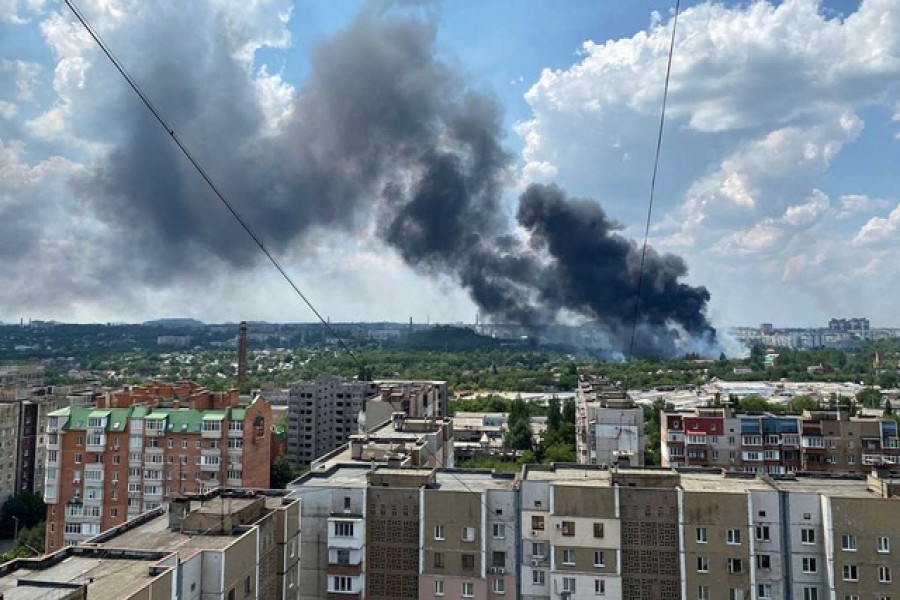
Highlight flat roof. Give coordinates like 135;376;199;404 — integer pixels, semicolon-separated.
679;473;775;494
0;556;162;600
771;476;879;499
92;513;245;559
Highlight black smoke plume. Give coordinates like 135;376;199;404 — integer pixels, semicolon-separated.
79;3;715;356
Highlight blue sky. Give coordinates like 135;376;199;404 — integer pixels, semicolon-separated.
1;0;900;342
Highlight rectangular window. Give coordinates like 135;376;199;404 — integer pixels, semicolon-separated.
594;579;605;595
462;582;474;598
730;589;744;600
434;524;444;540
801;528;815;544
803;587;818;600
561;521;575;536
562;549;575;565
532;570;545;585
331;576;352;592
434;580;444;596
727;529;741;545
879;566;892;583
492;523;505;539
461;526;475;542
434;552;444;568
841;534;857;551
562;577;576;593
756;525;770;541
758;584;772;599
843;564;859;581
594;550;605;567
74;453;82;464
492;551;505;568
696;527;707;543
461;554;475;570
728;558;743;574
802;557;817;573
698;585;710;600
531;515;544;530
594;522;605;538
878;536;891;553
492;578;505;594
697;556;709;572
757;554;771;569
532;542;547;558
333;521;354;537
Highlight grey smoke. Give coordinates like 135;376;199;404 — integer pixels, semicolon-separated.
77;4;714;356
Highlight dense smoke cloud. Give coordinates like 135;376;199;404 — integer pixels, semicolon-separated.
79;3;714;356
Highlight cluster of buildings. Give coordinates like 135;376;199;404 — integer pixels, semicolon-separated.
661;405;900;475
730;316;900;350
575;377;645;467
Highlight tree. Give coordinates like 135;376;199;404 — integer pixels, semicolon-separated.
788;395;818;414
886;399;893;416
504;398;534;451
270;454;303;489
543;443;576;463
739;394;771;414
856;387;883;409
0;492;45;538
546;397;562;440
877;371;899;390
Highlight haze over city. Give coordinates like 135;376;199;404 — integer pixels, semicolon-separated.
2;0;899;337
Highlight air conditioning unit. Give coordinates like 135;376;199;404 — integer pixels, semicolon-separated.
531;530;537;536
531;559;541;566
554;523;563;529
489;567;506;574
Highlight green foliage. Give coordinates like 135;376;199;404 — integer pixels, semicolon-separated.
739;394;778;414
0;492;45;538
857;387;883;408
787;395;819;413
877;371;899;390
543;443;576;463
270;455;304;489
504;397;535;451
642;399;670;466
455;457;524;473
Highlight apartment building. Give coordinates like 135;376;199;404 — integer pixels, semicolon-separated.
575;377;645;466
661;405;900;474
287;376;449;466
289;464;517;600
287;375;377;466
0;488;301;599
43;380;272;553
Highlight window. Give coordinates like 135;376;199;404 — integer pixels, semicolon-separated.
756;525;770;541
434;525;444;540
74;453;82;464
593;550;605;567
843;564;858;581
696;527;707;543
697;556;709;572
434;580;444;596
594;579;605;595
593;522;605;538
434;552;444;568
844;596;860;600
698;585;710;600
729;589;744;600
562;549;575;565
879;566;892;583
728;558;743;574
461;582;474;598
561;520;575;536
492;578;505;594
757;554;771;569
492;551;505;568
758;585;772;599
802;557;818;573
461;526;475;542
532;570;545;585
801;528;815;544
333;521;354;537
532;542;547;558
562;577;576;593
878;536;891;553
336;549;350;565
461;554;475;570
842;534;857;551
727;529;741;545
110;507;118;518
492;523;505;539
244;576;251;595
331;576;352;592
803;587;818;600
531;515;544;530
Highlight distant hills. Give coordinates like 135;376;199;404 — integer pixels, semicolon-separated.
141;318;206;329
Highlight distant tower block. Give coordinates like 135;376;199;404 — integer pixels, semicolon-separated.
238;321;248;388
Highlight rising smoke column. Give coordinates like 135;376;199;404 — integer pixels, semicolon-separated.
79;3;715;356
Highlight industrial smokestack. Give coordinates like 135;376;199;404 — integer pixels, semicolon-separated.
237;321;248;388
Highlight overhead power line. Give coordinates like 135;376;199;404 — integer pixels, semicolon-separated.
628;0;682;361
63;0;364;371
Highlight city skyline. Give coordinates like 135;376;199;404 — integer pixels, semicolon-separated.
2;1;899;337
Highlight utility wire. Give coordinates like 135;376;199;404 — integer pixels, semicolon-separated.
63;0;364;372
628;0;681;361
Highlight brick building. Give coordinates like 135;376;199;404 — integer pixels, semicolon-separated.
43;381;272;552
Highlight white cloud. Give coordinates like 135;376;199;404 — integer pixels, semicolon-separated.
854;204;900;244
518;0;900;326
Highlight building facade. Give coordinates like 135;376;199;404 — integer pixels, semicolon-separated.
43;381;272;553
575;377;645;467
661;406;900;474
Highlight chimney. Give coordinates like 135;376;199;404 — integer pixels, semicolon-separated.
237;321;248;389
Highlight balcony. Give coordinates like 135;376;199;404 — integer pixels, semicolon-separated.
226;475;242;487
201;424;223;439
228;427;243;438
144;423;166;438
199;458;221;472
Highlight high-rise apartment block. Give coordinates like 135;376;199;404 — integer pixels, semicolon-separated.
43;380;272;553
0;488;301;599
287;376;448;466
290;463;900;600
661;406;900;474
576;377;645;467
